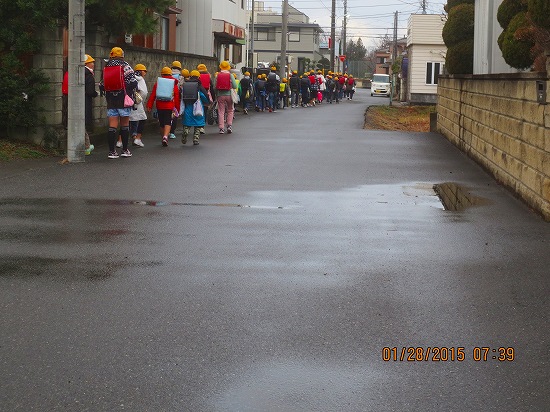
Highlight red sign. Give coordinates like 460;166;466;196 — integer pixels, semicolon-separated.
339;55;346;62
223;22;245;39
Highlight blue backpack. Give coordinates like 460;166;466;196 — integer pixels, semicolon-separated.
156;77;175;101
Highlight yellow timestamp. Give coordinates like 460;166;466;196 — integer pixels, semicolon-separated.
382;347;515;362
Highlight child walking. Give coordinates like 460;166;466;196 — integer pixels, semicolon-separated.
180;70;211;145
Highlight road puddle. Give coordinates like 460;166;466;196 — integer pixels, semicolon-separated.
433;182;488;211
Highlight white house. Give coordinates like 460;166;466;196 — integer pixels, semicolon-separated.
473;0;520;74
406;14;447;104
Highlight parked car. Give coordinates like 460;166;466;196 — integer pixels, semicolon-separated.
371;74;391;97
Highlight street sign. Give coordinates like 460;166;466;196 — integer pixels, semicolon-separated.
339;55;346;62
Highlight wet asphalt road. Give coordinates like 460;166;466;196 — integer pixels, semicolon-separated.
1;90;549;411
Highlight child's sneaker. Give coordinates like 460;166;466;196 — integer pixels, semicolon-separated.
120;149;132;158
108;151;119;159
169;133;176;139
133;139;144;147
219;128;225;134
116;141;123;148
85;144;94;156
227;125;232;134
162;136;168;146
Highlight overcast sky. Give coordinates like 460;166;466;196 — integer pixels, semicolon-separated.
256;0;448;49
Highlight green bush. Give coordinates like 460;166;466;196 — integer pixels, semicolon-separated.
442;4;475;47
445;40;474;74
0;55;49;132
497;0;528;29
499;11;535;69
528;0;550;28
444;0;474;13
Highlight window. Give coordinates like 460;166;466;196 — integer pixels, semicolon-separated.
288;31;300;42
233;44;243;64
153;14;169;50
254;28;275;41
426;62;443;85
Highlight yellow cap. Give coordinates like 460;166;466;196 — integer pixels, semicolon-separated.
244;71;250;76
271;66;276;71
109;47;124;58
134;63;147;72
171;60;182;69
84;54;95;64
190;70;200;77
181;69;190;77
161;66;172;75
219;61;231;71
197;63;207;71
282;78;287;82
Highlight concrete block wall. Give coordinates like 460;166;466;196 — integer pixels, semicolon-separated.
437;72;550;221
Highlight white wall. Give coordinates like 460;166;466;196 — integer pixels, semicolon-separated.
408;45;445;94
473;0;519;74
177;0;214;57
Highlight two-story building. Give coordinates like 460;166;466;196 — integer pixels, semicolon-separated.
374;38;407;75
250;4;323;75
124;0;247;71
406;14;446;104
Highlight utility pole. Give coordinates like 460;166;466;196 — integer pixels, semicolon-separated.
343;0;347;72
390;11;398;105
67;0;86;162
330;0;335;72
250;0;255;69
421;0;427;14
280;0;288;79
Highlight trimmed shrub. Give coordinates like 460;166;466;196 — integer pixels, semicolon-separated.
442;4;475;47
445;40;474;74
528;0;550;29
499;11;535;69
497;0;528;29
444;0;474;13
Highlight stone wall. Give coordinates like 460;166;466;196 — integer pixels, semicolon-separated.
437;72;550;221
28;26;218;147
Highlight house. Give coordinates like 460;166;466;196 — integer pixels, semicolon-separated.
473;0;519;74
406;14;446;104
374;38;407;75
116;0;247;71
250;4;324;75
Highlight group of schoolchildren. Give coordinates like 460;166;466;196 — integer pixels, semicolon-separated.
97;47;239;159
92;47;358;159
243;67;358;113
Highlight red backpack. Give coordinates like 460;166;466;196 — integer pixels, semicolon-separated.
103;65;125;92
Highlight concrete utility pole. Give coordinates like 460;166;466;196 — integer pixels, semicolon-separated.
250;0;255;68
390;11;398;105
343;0;347;70
330;0;336;72
280;0;288;79
67;0;86;163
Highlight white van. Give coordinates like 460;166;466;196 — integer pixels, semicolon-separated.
370;74;391;97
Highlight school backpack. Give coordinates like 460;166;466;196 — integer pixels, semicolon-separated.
216;72;231;90
156;77;175;101
103;65;125;92
267;72;277;83
181;81;199;104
